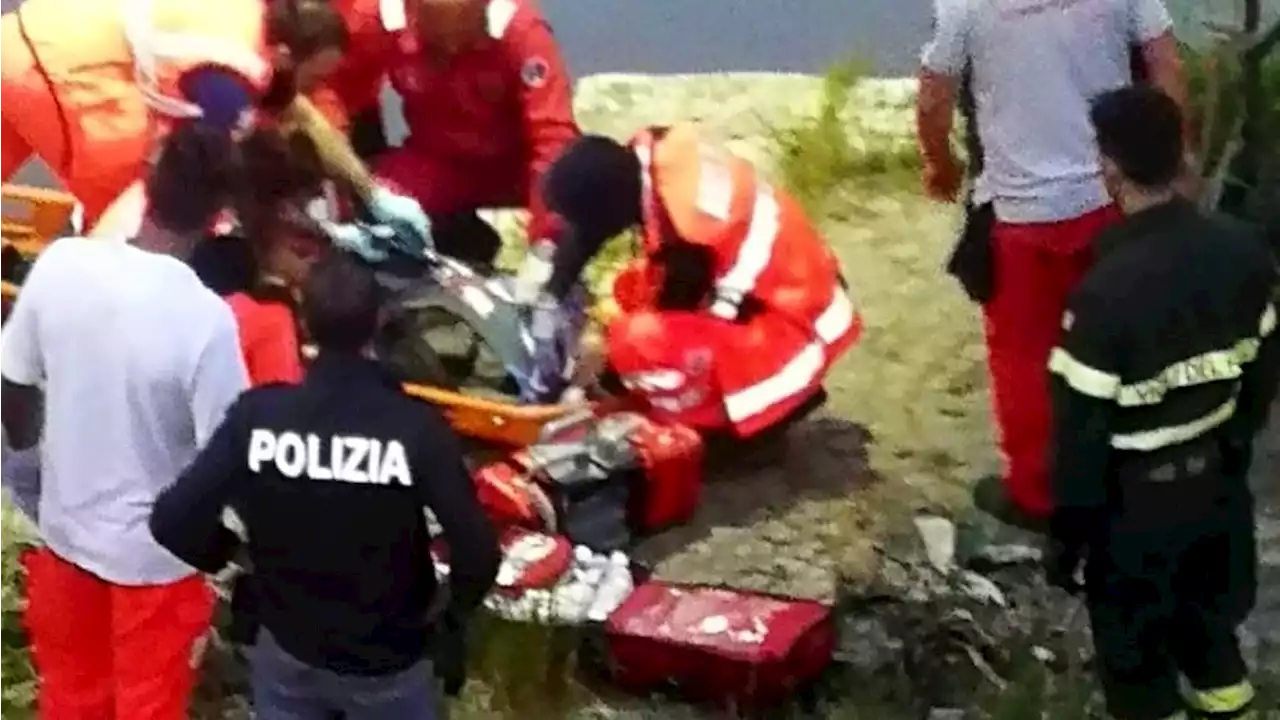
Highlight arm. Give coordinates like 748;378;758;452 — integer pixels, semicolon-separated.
0;240;66;450
413;411;500;619
1227;267;1280;446
150;399;250;573
191;305;251;447
281;94;380;200
1046;296;1120;545
1131;0;1190;144
915;0;970;179
508;13;580;244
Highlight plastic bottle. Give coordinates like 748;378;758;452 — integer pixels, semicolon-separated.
586;551;634;622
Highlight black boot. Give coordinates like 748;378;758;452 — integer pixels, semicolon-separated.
971;474;1049;535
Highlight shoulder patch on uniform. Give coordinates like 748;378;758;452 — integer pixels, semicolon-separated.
486;0;518;38
379;0;408;32
1061;310;1074;332
521;56;550;88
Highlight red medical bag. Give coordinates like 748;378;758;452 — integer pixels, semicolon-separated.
625;416;704;532
470;412;704;548
604;582;837;711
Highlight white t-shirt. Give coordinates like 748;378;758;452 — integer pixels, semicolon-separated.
1;236;248;585
921;0;1174;223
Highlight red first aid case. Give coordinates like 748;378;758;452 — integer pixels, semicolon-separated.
470;412;704;549
604;582;837;711
625;416;704;533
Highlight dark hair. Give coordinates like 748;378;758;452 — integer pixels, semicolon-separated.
261;0;348;111
148;121;240;234
235;128;328;241
1089;85;1184;188
265;0;349;58
301;252;382;352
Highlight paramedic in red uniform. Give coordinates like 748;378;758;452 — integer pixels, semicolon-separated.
914;0;1190;528
527;129;862;439
312;0;579;284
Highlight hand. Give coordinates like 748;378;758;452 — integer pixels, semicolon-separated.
431;615;470;697
1042;538;1085;594
322;221;390;264
367;187;433;258
923;155;964;203
514;242;555;305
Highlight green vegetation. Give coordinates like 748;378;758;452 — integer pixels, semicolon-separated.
766;57;922;219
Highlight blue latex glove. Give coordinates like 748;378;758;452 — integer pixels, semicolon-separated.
521;287;588;404
367;187;433;258
322;221;390;263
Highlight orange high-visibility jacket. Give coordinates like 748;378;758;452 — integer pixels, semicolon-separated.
626;123;862;436
1;0;272;231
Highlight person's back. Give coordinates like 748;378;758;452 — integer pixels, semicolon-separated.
9;234;241;583
150;251;500;715
232;366;447;672
963;0;1163;222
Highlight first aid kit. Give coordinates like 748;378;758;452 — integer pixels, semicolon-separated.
471;411;705;552
604;582;837;711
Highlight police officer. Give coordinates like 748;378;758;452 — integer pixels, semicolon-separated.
150;251;501;719
1044;86;1278;720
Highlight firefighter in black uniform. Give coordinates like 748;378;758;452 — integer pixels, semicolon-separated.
1043;85;1279;720
150;252;501;719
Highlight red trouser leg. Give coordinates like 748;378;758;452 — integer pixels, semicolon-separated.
983;205;1119;518
607;309;731;431
111;574;215;720
22;548;114;720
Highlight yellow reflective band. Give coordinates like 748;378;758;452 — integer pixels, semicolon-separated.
1111;396;1238;451
1049;347;1121;400
1261;302;1276;338
1116;339;1260;407
1188;680;1255;713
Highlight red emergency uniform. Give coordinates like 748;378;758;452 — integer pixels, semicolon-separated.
608;124;863;438
1;0;271;235
226;291;306;386
312;0;579;243
984;206;1120;517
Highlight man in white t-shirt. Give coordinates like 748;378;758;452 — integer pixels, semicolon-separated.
914;0;1189;528
0;121;249;720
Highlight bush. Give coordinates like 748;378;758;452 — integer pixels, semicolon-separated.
2;504;36;718
767;57;922;219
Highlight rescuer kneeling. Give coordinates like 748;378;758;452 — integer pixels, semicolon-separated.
525;128;863;438
1044;87;1278;720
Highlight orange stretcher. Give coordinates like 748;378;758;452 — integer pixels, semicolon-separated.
0;184;582;447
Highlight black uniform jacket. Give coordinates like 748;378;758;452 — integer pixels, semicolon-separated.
1047;199;1279;539
150;352;500;676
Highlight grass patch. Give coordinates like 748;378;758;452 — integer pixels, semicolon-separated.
766;57;923;219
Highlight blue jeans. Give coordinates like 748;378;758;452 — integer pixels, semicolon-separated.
248;629;444;720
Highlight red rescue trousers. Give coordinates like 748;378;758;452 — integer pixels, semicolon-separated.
606;310;735;432
21;548;215;720
983;205;1120;518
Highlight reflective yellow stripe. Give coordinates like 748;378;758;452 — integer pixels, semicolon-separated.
1188;680;1255;713
1048;347;1121;400
1110;396;1238;451
1116;339;1260;407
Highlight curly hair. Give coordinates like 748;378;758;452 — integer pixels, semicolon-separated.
148;120;241;234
